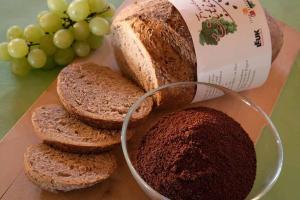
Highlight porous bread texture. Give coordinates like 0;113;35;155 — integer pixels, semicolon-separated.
112;0;284;107
57;62;153;129
24;144;117;192
32;104;132;153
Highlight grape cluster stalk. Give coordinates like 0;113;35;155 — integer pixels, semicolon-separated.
0;0;115;76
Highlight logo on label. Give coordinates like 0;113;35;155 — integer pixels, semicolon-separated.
242;0;256;22
249;10;256;17
254;29;264;47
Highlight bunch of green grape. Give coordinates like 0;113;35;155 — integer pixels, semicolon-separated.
0;0;115;76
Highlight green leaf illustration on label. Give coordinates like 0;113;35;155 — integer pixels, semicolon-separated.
199;18;237;46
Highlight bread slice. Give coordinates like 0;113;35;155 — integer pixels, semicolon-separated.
112;0;196;107
24;144;117;192
31;104;132;153
112;0;283;106
57;63;153;129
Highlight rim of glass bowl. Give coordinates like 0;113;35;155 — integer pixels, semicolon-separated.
121;81;283;200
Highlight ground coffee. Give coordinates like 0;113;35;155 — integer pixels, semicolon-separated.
136;107;256;200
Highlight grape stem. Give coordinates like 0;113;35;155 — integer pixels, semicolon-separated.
27;42;39;47
24;42;40;57
62;11;76;29
61;5;111;29
86;6;111;22
86;13;98;21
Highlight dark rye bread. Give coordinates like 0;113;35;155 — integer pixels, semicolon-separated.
24;144;117;192
32;104;132;153
57;63;153;129
112;0;284;106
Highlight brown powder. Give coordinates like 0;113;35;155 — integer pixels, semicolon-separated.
136;107;256;200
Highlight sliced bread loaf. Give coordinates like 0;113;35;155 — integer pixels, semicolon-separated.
24;144;117;192
57;63;153;129
32;104;132;153
112;0;283;106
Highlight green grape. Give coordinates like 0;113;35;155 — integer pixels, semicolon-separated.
37;10;48;20
24;24;44;43
8;38;29;58
87;34;103;49
27;49;47;68
39;11;62;33
43;56;57;69
7;25;23;40
88;0;107;13
47;0;68;13
67;0;90;22
53;29;74;49
98;3;115;20
73;21;90;41
73;41;90;57
89;17;110;36
0;42;12;61
54;47;75;65
11;58;31;76
40;34;57;55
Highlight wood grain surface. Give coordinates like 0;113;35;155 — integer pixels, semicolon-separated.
0;22;299;200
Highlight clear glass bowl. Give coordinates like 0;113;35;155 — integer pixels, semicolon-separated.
121;82;283;200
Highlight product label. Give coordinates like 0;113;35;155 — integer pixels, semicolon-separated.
168;0;272;101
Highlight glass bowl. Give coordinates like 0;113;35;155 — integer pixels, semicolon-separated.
121;82;283;200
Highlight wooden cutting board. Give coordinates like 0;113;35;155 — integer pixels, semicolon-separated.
0;22;299;200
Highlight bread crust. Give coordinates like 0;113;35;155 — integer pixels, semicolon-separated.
112;0;284;107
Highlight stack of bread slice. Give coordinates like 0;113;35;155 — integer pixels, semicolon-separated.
24;62;153;192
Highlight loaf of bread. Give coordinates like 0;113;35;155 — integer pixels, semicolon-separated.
24;144;116;192
57;62;153;129
32;104;132;153
112;0;284;106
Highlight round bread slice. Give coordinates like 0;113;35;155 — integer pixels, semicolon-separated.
57;63;153;129
32;104;132;153
24;144;117;192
